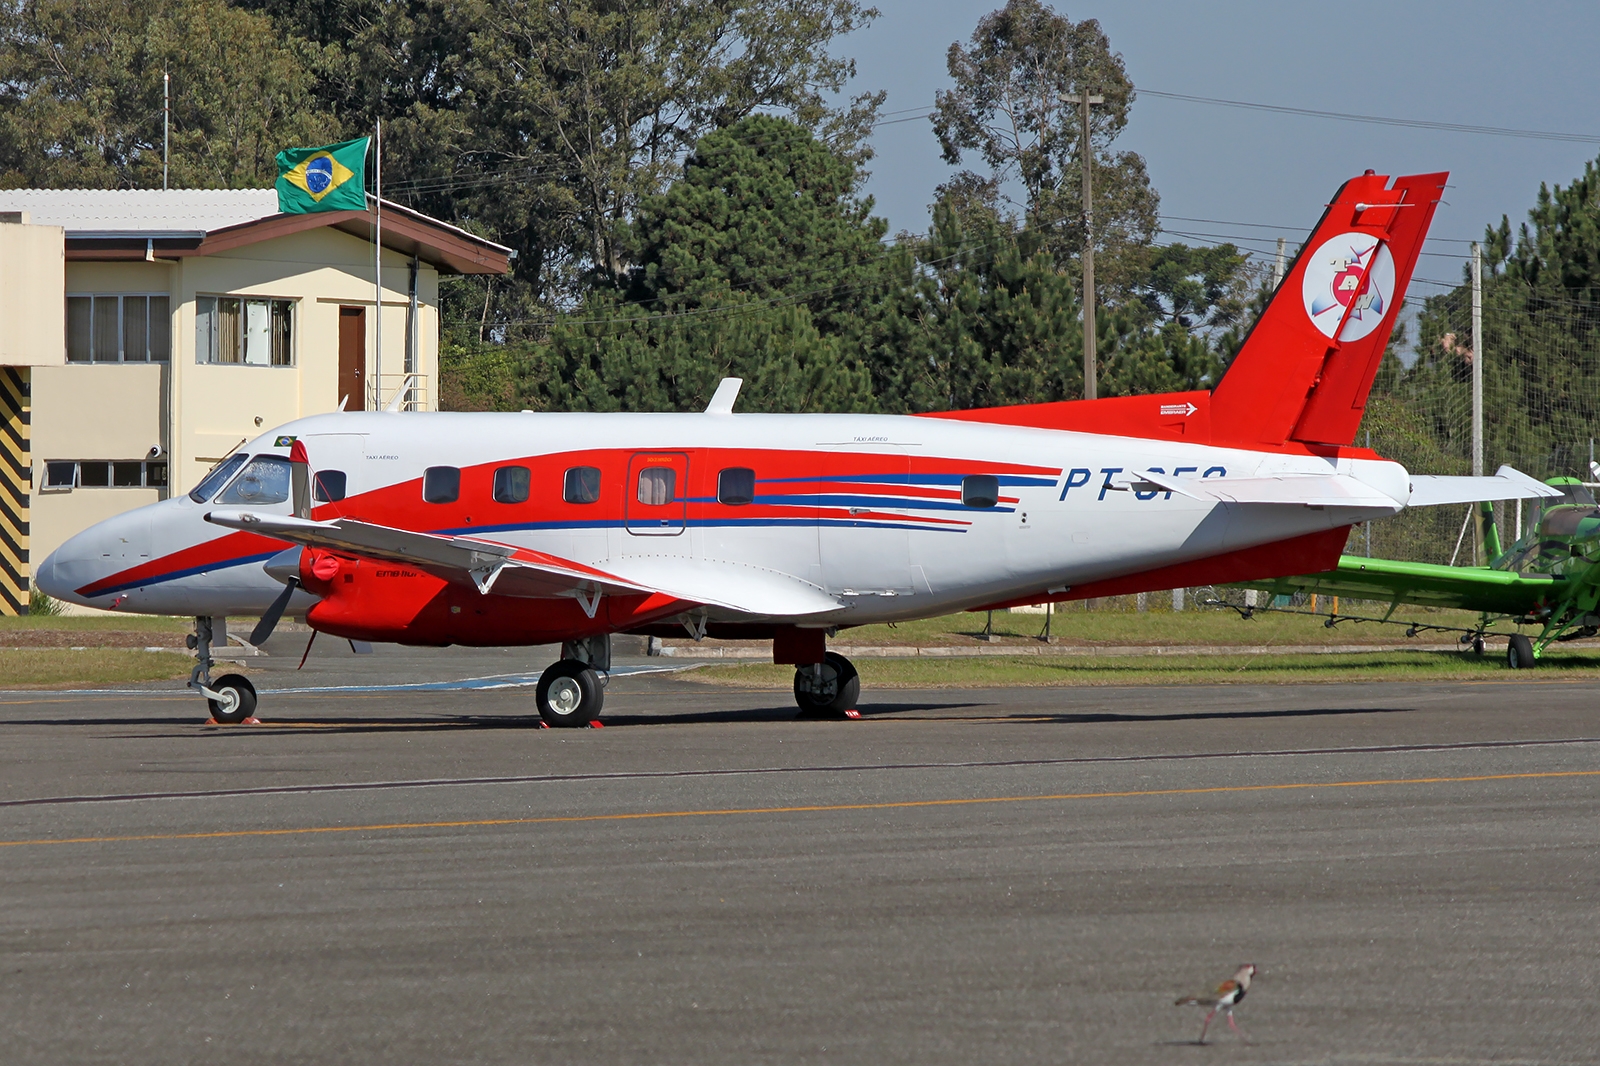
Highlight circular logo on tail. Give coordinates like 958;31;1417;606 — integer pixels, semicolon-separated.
1301;233;1395;341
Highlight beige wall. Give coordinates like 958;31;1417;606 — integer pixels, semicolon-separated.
30;363;166;569
168;228;439;492
0;222;65;367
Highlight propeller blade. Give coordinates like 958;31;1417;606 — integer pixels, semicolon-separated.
250;577;299;646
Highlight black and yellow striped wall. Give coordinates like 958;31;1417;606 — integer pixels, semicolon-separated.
0;367;29;614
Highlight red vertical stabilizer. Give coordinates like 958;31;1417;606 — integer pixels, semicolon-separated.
1209;170;1447;449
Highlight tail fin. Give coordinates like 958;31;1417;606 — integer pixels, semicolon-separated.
1210;170;1447;449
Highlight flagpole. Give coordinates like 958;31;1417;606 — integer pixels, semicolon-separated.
373;120;382;410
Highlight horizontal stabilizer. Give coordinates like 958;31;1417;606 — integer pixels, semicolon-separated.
1406;466;1563;507
1127;470;1403;510
203;509;842;618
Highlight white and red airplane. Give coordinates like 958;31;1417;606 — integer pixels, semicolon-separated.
36;170;1553;725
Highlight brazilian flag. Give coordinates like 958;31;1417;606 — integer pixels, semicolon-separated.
275;137;369;214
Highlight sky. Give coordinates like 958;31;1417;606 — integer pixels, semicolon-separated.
838;0;1600;302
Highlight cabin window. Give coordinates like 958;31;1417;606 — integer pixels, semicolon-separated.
563;466;601;504
423;466;460;504
313;470;347;502
215;455;292;505
494;465;531;504
636;467;676;506
189;453;248;502
961;474;999;508
718;467;756;506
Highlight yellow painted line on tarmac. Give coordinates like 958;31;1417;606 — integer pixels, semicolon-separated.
2;769;1598;851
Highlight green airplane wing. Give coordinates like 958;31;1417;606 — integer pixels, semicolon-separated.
1239;555;1564;616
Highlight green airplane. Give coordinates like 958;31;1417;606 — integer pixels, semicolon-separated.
1236;475;1598;669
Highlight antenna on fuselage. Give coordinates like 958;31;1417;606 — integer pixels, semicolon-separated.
705;377;743;415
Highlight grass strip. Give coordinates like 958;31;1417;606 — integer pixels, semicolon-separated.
0;650;194;688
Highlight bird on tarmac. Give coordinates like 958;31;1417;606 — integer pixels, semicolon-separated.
1175;963;1257;1044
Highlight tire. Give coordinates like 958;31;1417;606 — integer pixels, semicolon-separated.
1506;633;1537;670
536;660;604;726
207;673;258;724
793;652;861;716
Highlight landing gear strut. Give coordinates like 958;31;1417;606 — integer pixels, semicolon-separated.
188;615;258;724
536;635;610;727
793;652;860;717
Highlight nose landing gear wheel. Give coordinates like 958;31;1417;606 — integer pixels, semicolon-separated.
207;673;258;724
536;660;605;726
793;652;860;717
1506;633;1537;669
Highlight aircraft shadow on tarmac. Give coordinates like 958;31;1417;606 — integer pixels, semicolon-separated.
0;702;1411;736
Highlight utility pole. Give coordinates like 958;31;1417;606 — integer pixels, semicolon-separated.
1471;241;1484;564
1272;236;1286;289
1471;242;1483;477
373;120;382;411
1064;90;1104;399
162;70;170;190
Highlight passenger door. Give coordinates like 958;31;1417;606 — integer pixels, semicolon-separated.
624;453;688;537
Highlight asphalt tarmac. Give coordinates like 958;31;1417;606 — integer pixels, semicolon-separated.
2;646;1597;1064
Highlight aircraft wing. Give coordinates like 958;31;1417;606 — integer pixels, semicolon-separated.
1235;555;1564;616
203;509;843;617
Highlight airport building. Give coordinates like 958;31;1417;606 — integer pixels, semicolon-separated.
0;190;511;614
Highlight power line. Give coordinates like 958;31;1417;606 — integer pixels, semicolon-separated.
1139;89;1600;145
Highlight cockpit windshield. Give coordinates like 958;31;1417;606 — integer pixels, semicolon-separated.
188;453;248;503
214;456;292;505
1554;483;1597;508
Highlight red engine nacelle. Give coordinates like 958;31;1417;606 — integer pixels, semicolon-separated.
297;549;689;646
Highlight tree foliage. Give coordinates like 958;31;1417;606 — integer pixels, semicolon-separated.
929;0;1157;291
0;0;335;188
235;0;883;320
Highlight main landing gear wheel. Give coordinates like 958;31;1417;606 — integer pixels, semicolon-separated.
536;660;605;727
793;652;860;717
207;673;258;724
1507;633;1537;670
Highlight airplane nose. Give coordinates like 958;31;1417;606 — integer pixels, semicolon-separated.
32;548;64;601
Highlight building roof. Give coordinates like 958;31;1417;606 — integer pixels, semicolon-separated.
0;188;280;236
0;188;512;275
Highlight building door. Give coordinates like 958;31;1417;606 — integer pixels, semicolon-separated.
338;307;365;410
624;453;688;536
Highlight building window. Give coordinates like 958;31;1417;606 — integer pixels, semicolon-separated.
196;295;294;366
65;294;170;362
41;459;167;492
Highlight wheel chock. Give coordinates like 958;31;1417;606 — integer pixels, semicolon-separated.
844;709;861;719
539;721;551;729
589;720;605;728
204;717;263;726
